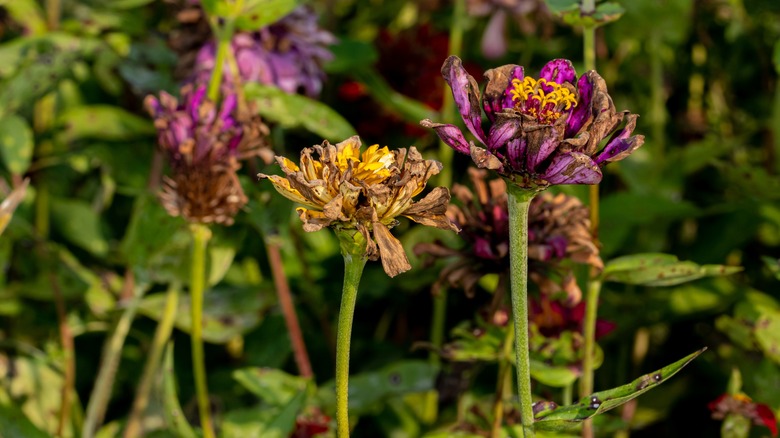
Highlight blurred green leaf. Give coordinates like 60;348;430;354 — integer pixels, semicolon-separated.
558;2;624;28
161;345;198;438
243;314;293;368
235;0;303;31
325;39;378;73
603;253;741;286
530;360;578;387
318;361;437;413
56;105;155;143
50;197;109;257
104;0;155;9
543;0;578;15
352;69;438;124
754;312;780;365
0;404;50;438
535;348;706;430
234;368;308;405
244;83;356;141
0;115;34;176
773;40;780;74
763;256;780;281
0;0;47;35
222;391;306;438
138;286;274;344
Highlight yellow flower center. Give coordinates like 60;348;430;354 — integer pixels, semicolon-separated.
510;77;577;124
343;144;395;185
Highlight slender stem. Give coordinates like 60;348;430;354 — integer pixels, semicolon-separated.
50;275;74;438
579;278;602;438
207;33;230;102
82;286;143;438
189;223;215;438
505;183;538;438
123;283;180;438
562;382;573;407
423;288;447;423
45;0;60;31
437;0;467;188
335;231;368;438
491;325;515;438
266;238;313;379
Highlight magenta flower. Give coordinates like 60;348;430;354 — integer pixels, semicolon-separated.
422;56;644;189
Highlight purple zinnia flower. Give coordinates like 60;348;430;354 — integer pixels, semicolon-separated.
421;56;644;190
145;84;268;224
193;6;335;97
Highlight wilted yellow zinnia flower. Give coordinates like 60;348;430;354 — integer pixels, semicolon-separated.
259;136;459;277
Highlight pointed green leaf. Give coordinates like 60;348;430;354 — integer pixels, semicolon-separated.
55;105;155;143
50;197;109;257
161;344;198;438
0;115;34;175
222;391;307;438
535;348;706;430
233;368;307;406
235;0;303;31
603;253;741;286
244;83;355;141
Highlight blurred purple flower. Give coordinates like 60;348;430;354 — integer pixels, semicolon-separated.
468;0;545;59
422;56;644;190
145;84;268;224
193;6;335;97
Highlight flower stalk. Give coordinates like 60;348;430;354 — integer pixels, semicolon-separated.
506;182;539;438
189;223;215;438
334;230;368;438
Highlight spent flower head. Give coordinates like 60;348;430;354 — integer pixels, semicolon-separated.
145;84;269;225
260;136;458;277
193;6;335;97
709;393;778;437
422;56;644;190
415;168;601;300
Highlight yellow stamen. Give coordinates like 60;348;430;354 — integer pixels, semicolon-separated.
510;77;577;123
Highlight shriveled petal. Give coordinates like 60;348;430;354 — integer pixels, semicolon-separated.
296;207;334;232
487;117;521;152
539;59;577;86
525;123;564;171
565;73;595;138
484;64;523;121
373;221;412;277
594;114;645;164
420;119;471;154
403;187;459;232
481;9;508;60
258;174;319;208
441;56;487;144
542;152;602;185
469;143;504;171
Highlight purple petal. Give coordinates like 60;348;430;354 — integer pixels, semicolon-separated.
442;56;487;144
501;66;525;111
542;152;602;185
526;134;561;172
594;114;645;164
507;137;526;171
548;235;568;259
539;59;577;85
565;73;594;137
487;118;521;152
188;86;208;123
420;119;471;155
481;10;508;60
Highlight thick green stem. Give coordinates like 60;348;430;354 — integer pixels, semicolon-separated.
506;184;538;438
82;287;143;438
335;231;368;438
579;278;602;437
123;283;180;438
190;224;215;438
437;0;467;188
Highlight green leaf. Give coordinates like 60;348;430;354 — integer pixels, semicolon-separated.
161;345;198;438
222;391;307;438
138;286;274;344
352;69;439;124
55;105;155;143
774;40;780;74
244;83;356;141
763;256;780;281
543;0;579;15
50;197;109;257
0;0;47;35
325;39;378;73
318;361;437;413
235;0;303;31
602;253;741;286
0;404;50;438
103;0;155;9
234;368;308;406
535;348;706;430
0;115;34;175
530;360;578;387
754;311;780;365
